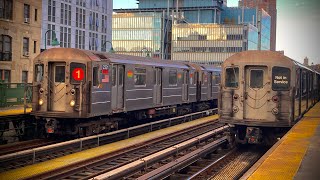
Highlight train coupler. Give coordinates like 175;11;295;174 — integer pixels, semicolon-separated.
45;118;58;134
246;127;262;144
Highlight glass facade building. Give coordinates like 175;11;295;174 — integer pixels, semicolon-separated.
112;12;171;59
172;23;258;65
113;0;270;65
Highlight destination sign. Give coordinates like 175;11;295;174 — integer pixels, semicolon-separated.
272;67;291;91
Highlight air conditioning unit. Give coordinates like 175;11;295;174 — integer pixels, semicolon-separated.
23;51;29;57
24;18;30;23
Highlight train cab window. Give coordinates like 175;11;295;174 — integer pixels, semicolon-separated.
225;67;239;88
272;66;291;91
250;70;263;88
92;67;99;87
169;70;177;85
70;63;86;84
134;68;146;86
55;66;65;83
34;64;44;83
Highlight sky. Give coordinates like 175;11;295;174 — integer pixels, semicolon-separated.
113;0;320;64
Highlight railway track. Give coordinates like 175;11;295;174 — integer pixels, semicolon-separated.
0;109;217;173
30;122;229;179
124;145;266;180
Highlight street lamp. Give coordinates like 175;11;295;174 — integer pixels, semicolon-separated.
103;40;115;53
44;30;60;50
141;47;150;57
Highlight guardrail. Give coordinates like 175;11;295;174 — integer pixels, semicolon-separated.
0;108;218;164
0;83;32;108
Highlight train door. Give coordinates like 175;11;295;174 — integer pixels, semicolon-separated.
111;65;124;111
154;68;162;105
244;66;269;120
182;70;189;101
48;62;66;111
207;72;212;99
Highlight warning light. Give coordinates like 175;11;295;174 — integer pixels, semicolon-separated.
72;68;84;81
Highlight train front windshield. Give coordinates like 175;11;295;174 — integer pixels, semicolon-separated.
225;67;239;88
34;64;44;83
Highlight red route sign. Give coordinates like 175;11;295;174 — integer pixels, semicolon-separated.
72;68;84;81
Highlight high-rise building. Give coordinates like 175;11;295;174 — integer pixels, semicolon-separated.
0;0;42;83
172;23;259;65
112;12;171;59
41;0;113;52
239;0;276;51
114;0;270;65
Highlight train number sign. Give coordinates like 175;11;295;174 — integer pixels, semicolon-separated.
72;68;84;81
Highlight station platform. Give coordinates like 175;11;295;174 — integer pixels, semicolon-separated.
242;102;320;180
0;114;219;179
0;105;31;116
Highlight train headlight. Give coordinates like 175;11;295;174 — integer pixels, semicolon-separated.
233;105;239;113
39;99;44;106
70;89;76;95
272;95;279;103
70;100;75;107
272;108;279;115
39;88;44;94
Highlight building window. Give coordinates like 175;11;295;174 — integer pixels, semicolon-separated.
0;0;13;20
22;71;28;83
24;4;30;22
102;15;107;33
75;29;85;49
60;2;71;26
60;26;71;48
76;7;86;29
0;69;10;83
0;35;12;61
89;32;98;51
35;9;38;21
48;0;56;22
23;37;29;56
33;41;37;53
47;24;56;46
76;0;86;7
101;35;107;52
89;11;98;31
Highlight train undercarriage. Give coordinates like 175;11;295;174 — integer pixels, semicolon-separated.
42;100;216;137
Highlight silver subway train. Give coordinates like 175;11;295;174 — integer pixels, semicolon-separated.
219;50;320;144
32;48;221;136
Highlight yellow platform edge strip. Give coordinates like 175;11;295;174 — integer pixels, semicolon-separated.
0;114;218;180
0;108;32;116
248;103;320;180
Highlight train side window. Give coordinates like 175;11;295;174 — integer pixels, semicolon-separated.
169;70;177;85
119;66;124;86
55;66;65;83
250;70;263;88
302;72;306;93
272;66;291;91
194;72;198;85
112;66;116;86
34;64;44;83
92;67;99;87
134;68;146;86
225;67;239;88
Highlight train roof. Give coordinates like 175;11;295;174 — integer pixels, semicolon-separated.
224;50;318;74
35;48;191;69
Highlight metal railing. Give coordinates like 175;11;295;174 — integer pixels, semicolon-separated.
0;83;32;108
